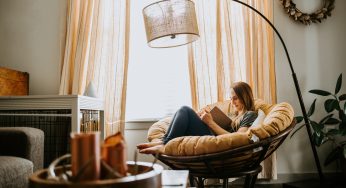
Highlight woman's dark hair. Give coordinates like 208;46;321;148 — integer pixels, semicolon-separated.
231;82;255;111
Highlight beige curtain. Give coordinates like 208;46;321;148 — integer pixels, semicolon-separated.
59;0;130;136
189;0;276;179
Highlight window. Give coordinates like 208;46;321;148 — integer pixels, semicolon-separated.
125;0;191;121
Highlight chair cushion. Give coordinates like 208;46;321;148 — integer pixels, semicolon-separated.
0;156;33;188
147;100;294;156
249;102;294;140
164;132;251;156
148;117;172;143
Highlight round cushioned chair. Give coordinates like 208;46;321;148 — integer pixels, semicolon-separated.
146;100;295;188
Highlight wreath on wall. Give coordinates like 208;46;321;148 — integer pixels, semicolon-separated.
280;0;335;25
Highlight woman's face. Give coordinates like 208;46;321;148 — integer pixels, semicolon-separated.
230;89;244;112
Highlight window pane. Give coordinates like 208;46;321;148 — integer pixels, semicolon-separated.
126;0;191;121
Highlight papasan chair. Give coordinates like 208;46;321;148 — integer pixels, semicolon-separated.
146;99;295;188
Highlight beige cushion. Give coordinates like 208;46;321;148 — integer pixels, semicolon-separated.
147;117;172;143
249;102;294;140
146;100;294;156
164;132;251;156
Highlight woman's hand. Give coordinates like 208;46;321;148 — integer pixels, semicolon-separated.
200;110;214;125
200;110;229;135
196;105;212;116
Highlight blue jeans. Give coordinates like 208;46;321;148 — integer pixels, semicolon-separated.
162;106;214;144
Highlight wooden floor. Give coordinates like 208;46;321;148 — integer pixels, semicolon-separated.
204;184;281;188
203;182;345;188
200;173;346;188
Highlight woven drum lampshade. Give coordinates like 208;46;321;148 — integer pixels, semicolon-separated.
143;0;199;48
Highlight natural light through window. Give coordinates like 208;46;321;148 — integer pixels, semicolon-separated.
125;0;191;121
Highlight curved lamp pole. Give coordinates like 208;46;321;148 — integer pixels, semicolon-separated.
231;0;324;182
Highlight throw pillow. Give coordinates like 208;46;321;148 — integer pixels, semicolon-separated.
250;109;266;142
251;109;266;128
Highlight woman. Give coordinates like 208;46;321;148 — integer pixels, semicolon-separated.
137;82;257;154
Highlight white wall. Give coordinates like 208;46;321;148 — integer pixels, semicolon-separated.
0;0;66;95
274;0;346;173
125;122;168;169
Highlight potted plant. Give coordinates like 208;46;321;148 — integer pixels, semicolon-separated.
291;73;346;170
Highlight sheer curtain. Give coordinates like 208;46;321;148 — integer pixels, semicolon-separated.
59;0;130;135
189;0;276;179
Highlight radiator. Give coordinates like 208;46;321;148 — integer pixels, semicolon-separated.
0;95;104;167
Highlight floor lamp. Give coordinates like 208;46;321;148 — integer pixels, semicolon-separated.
230;0;325;183
143;0;324;183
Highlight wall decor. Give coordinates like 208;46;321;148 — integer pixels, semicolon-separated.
280;0;335;25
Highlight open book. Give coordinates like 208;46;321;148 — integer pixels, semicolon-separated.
209;106;232;130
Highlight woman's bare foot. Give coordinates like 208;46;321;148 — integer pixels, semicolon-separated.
139;144;164;154
136;141;163;150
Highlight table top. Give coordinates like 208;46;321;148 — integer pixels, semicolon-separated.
162;170;189;188
29;165;189;188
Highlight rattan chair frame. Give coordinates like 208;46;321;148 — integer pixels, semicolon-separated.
157;120;296;188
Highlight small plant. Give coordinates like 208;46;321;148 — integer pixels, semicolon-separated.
291;73;346;166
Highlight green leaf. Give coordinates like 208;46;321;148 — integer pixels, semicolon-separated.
339;110;346;121
321;137;329;145
325;117;340;125
339;121;346;135
313;132;324;146
324;146;343;166
319;114;334;124
290;124;306;139
309;89;331;96
327;129;339;136
325;99;338;113
335;74;342;94
308;99;317;117
344;102;346;114
295;116;304;124
341;128;346;136
311;121;324;134
339;94;346;101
